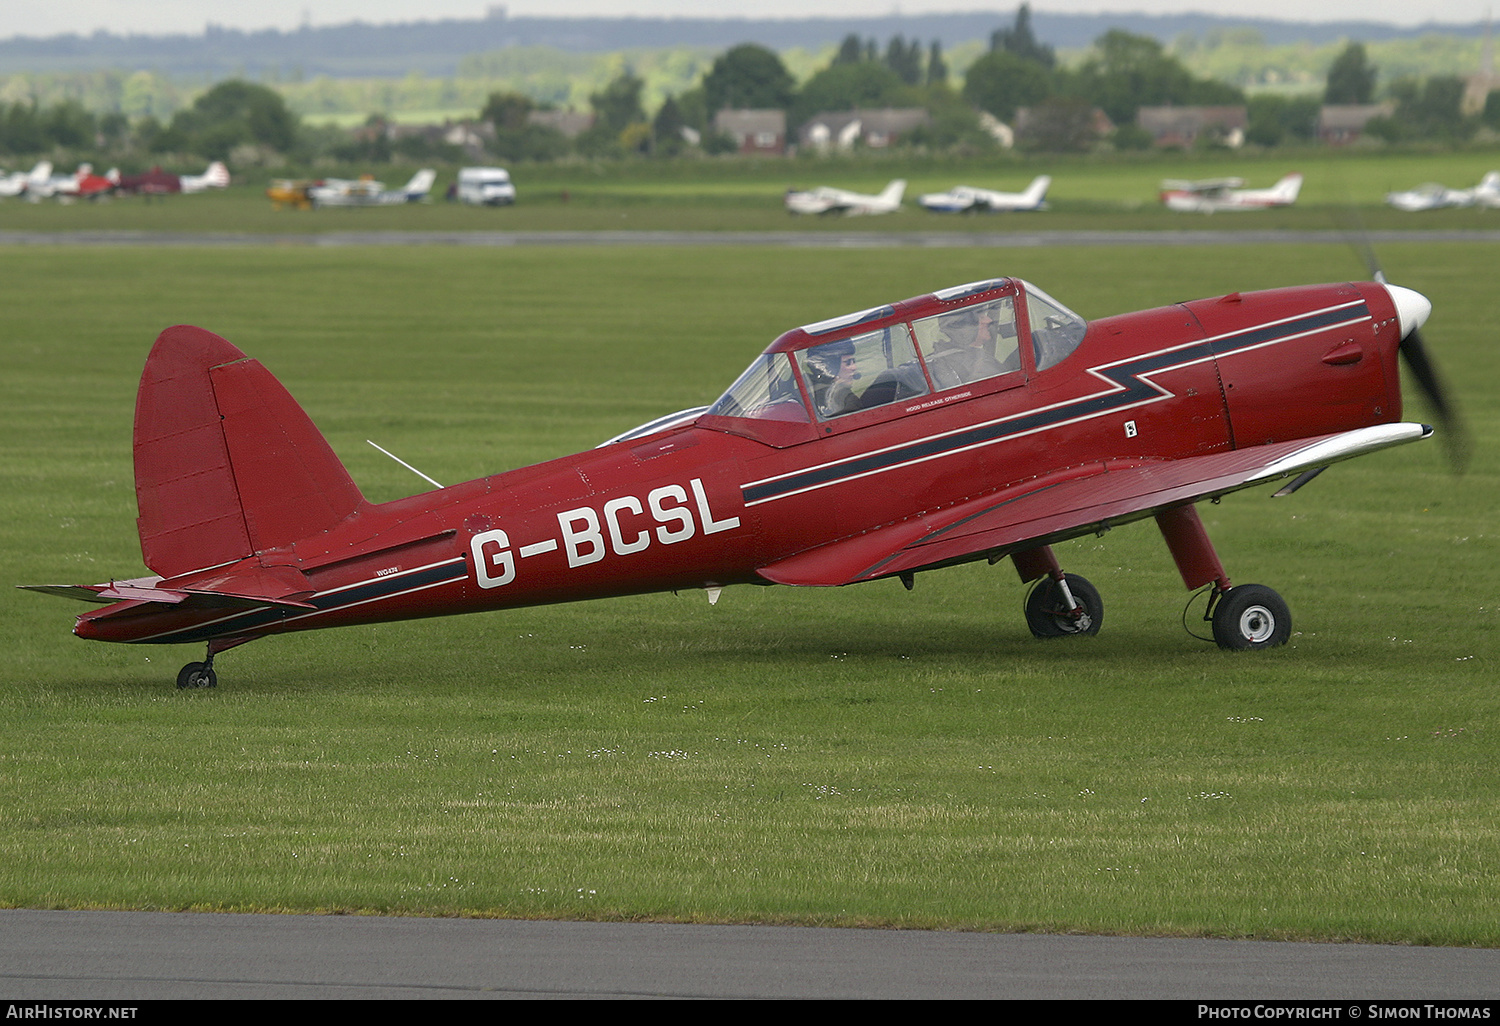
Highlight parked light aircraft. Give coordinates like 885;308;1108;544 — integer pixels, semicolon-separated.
115;162;230;196
17;163;117;201
918;176;1052;213
180;162;231;193
308;169;436;208
0;161;54;198
267;179;318;210
1160;173;1303;213
1386;171;1500;211
785;179;905;215
24;260;1459;688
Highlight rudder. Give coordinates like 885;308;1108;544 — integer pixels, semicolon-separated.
134;326;365;578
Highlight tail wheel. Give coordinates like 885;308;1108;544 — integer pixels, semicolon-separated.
1211;585;1291;651
1025;574;1102;638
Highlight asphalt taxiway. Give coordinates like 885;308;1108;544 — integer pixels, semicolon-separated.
3;909;1498;999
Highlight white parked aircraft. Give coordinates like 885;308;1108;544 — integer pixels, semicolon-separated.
918;175;1052;213
1160;173;1303;213
784;179;905;216
309;169;436;208
179;162;231;193
1386;171;1500;211
0;161;54;198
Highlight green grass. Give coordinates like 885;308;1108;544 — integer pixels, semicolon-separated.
2;243;1497;942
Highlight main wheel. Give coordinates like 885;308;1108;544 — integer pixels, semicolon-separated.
1211;585;1291;651
1025;574;1103;638
176;661;218;689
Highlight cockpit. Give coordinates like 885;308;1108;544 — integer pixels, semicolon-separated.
704;278;1086;431
601;278;1087;449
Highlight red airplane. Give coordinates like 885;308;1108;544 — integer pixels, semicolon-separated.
24;271;1453;688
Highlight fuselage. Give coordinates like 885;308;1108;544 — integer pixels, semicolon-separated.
73;278;1408;648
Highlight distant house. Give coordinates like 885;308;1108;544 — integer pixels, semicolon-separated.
1462;19;1497;116
439;120;494;158
712;109;786;155
527;110;595;139
1317;104;1393;145
1013;103;1114;150
797;108;930;152
1137;106;1248;149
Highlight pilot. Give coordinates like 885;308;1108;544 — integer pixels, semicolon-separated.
930;305;1010;388
803;340;860;418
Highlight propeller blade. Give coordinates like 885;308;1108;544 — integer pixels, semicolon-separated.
1399;326;1470;472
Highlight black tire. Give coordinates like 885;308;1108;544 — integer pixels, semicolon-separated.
1211;585;1291;651
1025;574;1103;638
176;661;218;689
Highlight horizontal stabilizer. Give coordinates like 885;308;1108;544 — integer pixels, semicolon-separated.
20;564;317;611
18;583;179;604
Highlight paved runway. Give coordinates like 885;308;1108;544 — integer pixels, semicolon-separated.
2;909;1498;999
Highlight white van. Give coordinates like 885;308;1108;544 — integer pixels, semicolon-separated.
457;167;516;206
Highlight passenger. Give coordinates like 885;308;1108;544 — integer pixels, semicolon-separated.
930;305;1010;388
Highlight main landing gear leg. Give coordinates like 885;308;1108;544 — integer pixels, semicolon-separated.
175;638;248;689
1014;544;1102;638
1155;503;1291;650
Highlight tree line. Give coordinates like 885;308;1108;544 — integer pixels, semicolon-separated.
2;6;1496;167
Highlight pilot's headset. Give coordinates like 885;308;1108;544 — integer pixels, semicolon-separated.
804;340;856;386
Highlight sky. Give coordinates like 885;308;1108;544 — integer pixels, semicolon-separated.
6;0;1479;41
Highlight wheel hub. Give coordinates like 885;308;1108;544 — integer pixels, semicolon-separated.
1238;605;1276;644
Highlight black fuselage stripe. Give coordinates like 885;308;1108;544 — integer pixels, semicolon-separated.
743;304;1369;505
139;559;468;644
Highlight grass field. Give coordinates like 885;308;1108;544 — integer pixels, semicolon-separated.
2;240;1497;943
2;147;1499;234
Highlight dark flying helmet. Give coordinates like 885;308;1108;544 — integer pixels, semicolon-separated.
803;339;856;384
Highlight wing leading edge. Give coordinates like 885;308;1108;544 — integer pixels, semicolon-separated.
757;423;1431;587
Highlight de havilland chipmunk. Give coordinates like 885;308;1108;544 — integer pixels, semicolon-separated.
24;266;1456;688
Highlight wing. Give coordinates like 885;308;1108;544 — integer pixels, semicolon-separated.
757;424;1430;587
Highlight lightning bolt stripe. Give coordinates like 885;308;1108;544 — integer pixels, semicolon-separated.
742;300;1370;507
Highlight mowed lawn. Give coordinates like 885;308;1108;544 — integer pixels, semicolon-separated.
2;241;1497;942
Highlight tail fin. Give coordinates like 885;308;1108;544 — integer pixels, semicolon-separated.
881;179;907;205
1024;176;1051;206
402;168;436;198
1276;174;1303;203
204;161;231;188
133;326;365;579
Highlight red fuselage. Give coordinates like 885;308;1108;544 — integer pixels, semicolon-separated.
73;278;1407;649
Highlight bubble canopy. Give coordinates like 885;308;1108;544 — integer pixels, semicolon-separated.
700;278;1087;443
